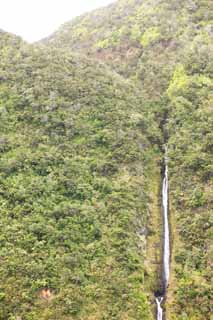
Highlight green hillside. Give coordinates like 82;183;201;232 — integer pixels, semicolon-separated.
44;0;213;319
0;30;162;319
0;0;212;319
44;0;212;98
166;48;212;319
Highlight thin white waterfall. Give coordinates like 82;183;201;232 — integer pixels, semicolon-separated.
156;152;170;320
163;162;170;286
156;297;163;320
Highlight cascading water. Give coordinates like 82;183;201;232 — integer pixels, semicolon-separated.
156;152;170;320
163;161;170;287
156;297;163;320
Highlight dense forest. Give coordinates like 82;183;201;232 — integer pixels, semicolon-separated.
0;0;212;319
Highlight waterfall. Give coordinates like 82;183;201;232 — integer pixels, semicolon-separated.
156;152;170;320
156;297;163;320
163;162;170;287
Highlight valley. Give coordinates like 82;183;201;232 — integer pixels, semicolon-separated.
0;0;212;319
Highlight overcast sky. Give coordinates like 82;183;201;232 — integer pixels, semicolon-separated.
0;0;116;42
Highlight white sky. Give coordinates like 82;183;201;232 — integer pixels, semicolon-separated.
0;0;116;42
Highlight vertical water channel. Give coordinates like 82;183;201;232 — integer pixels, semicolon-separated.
163;160;170;288
156;150;170;320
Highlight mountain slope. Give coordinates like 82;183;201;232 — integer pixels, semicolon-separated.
43;0;211;99
0;31;162;319
1;0;212;318
166;45;212;319
43;1;213;319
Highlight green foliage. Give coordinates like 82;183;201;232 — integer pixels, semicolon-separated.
166;28;212;319
140;27;161;47
0;30;160;319
0;0;212;319
96;38;111;49
167;65;190;99
44;0;213;318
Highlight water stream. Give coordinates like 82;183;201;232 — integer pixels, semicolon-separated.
163;161;170;287
156;154;170;320
156;297;163;320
